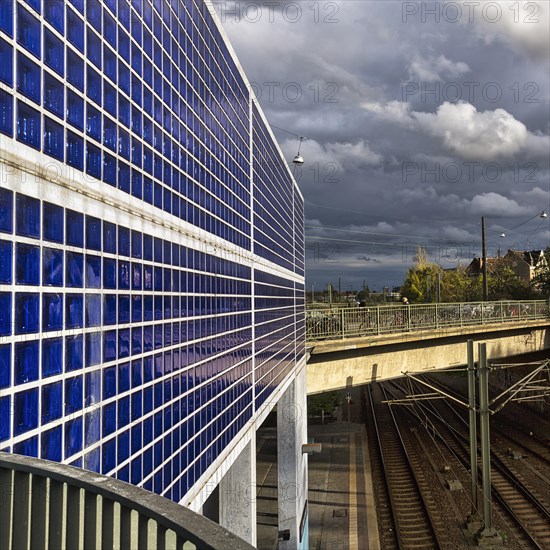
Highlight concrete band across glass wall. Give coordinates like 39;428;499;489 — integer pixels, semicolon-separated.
0;0;305;506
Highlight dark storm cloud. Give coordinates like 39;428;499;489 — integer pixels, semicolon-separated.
212;0;550;289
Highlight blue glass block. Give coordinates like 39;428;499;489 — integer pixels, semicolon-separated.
44;75;64;119
43;115;64;160
103;44;116;83
119;328;130;359
103;116;117;150
131;105;141;135
86;0;101;31
131;456;142;485
66;6;84;52
102;438;116;473
0;37;13;86
87;65;102;104
0;395;10;440
15;293;39;334
42;202;64;243
131;42;141;74
154;296;162;322
0;240;12;283
43;293;63;331
118;160;130;192
104;81;116;116
16;243;39;285
0;89;13;137
85;294;101;327
84;407;100;446
65;376;82;414
118;397;130;427
118;227;130;256
14;436;38;457
102;402;116;436
0;344;9;389
17;4;40;58
86;104;101;142
41;338;63;377
85;255;101;288
16;100;40;149
16;195;39;238
66;210;83;247
143;234;152;260
144;178;153;206
0;189;13;234
41;426;62;461
119;261;130;289
85;332;101;367
103;152;117;186
44;28;64;76
86;216;101;251
118;61;130;94
103;330;116;362
131;360;142;388
131;263;142;291
102;221;116;253
103;9;116;46
14;340;38;384
143;325;153;352
118;295;130;323
132;296;142;324
65;335;83;371
65;417;83;457
119;94;130;127
103;259;116;291
65;294;83;329
0;292;11;337
118;362;130;392
84;448;100;472
44;0;64;33
66;251;83;287
23;0;41;14
42;248;63;287
102;367;116;400
67;48;84;90
117;430;130;465
14;388;38;435
0;0;13;36
66;90;84;131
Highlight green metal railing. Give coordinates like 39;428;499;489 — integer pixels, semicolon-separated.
306;300;550;342
0;453;254;550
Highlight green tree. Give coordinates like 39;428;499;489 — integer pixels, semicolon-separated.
532;247;550;296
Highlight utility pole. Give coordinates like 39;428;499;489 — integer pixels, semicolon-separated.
482;217;488;301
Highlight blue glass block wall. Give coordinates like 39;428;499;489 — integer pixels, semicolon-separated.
0;0;305;503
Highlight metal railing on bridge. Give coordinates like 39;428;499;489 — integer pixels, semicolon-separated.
0;452;254;550
306;300;550;342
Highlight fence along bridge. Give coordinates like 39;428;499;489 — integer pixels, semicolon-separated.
305;300;550;394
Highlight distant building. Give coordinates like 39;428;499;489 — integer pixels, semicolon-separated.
467;250;547;286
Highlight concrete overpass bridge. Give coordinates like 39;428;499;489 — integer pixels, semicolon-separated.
306;300;550;394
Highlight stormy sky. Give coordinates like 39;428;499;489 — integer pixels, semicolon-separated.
212;0;550;292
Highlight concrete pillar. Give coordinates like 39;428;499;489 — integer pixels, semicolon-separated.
277;364;308;550
219;437;257;546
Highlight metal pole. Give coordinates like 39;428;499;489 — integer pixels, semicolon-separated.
467;340;478;519
478;343;496;538
482;217;488;301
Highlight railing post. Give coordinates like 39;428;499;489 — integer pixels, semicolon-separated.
459;303;463;327
376;306;380;335
481;302;484;325
517;300;521;320
341;308;345;339
435;303;439;329
406;304;411;332
500;301;503;322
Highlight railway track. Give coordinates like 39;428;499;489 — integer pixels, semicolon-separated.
366;383;447;549
406;378;550;549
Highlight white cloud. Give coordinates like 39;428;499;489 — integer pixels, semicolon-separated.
461;1;550;59
467;192;531;216
408;54;470;82
414;102;528;160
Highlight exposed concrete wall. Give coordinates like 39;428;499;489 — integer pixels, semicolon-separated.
307;323;550;394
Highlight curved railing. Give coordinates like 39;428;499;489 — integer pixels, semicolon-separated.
0;452;254;550
306;300;550;342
